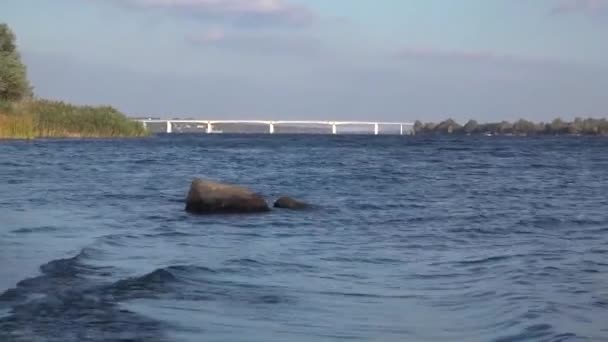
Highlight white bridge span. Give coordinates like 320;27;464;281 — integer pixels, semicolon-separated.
137;119;415;135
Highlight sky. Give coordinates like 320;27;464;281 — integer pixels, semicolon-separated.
1;0;607;122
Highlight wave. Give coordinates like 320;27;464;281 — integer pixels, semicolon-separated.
317;290;416;299
224;258;264;266
142;231;194;238
10;226;60;234
106;265;217;299
453;255;519;266
0;268;168;341
0;254;216;341
224;258;318;274
493;323;555;342
107;268;176;299
321;256;403;265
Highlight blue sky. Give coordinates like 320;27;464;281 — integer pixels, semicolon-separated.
1;0;607;121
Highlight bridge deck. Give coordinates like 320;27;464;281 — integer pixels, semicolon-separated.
136;119;414;135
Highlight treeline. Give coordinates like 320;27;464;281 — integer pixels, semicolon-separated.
413;118;608;136
0;23;146;139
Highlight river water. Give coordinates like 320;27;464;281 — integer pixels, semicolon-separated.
1;134;607;341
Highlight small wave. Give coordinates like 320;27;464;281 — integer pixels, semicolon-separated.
10;226;60;234
106;265;216;300
1;248;107;303
110;269;177;294
224;258;318;273
437;146;473;152
0;290;168;342
39;257;83;278
517;216;606;231
25;250;111;280
318;290;415;299
1;255;173;341
225;258;264;266
146;214;178;221
134;158;159;164
320;256;402;265
594;299;608;308
590;248;608;255
441;254;521;266
407;272;470;280
254;295;284;304
131;269;176;283
75;246;108;260
493;323;555;342
166;265;217;274
274;261;317;272
0;161;28;167
98;234;132;247
143;231;193;238
0;288;21;302
100;193;150;201
530;163;553;169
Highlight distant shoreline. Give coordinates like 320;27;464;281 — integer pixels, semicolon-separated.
137;118;608;137
411;118;608;136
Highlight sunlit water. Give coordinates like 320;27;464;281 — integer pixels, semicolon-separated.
1;134;607;342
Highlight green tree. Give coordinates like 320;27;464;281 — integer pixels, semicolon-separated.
463;119;478;134
547;118;567;135
0;23;32;101
436;118;461;134
496;121;513;134
413;120;423;135
599;119;608;135
512;119;535;135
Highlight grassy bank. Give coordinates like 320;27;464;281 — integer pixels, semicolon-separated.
0;100;147;139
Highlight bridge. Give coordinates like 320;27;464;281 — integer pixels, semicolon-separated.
136;119;415;135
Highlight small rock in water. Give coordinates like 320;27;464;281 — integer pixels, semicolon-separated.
274;196;309;210
185;179;270;214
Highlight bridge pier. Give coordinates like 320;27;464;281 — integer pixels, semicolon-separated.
374;123;379;135
142;121;147;130
400;124;403;135
166;121;172;134
206;121;213;134
332;123;337;135
269;122;275;134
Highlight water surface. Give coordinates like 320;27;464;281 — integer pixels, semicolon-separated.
1;135;607;341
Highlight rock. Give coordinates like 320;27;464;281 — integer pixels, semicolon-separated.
185;179;270;214
273;196;309;210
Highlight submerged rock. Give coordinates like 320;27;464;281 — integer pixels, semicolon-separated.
273;196;309;210
185;179;270;214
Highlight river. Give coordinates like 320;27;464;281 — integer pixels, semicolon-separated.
1;134;607;341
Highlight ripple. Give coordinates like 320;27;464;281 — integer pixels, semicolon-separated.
10;226;60;234
493;323;555;342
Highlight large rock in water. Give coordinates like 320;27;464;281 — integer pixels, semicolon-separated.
274;196;309;210
185;179;270;214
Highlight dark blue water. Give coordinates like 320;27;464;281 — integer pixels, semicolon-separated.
1;135;607;342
